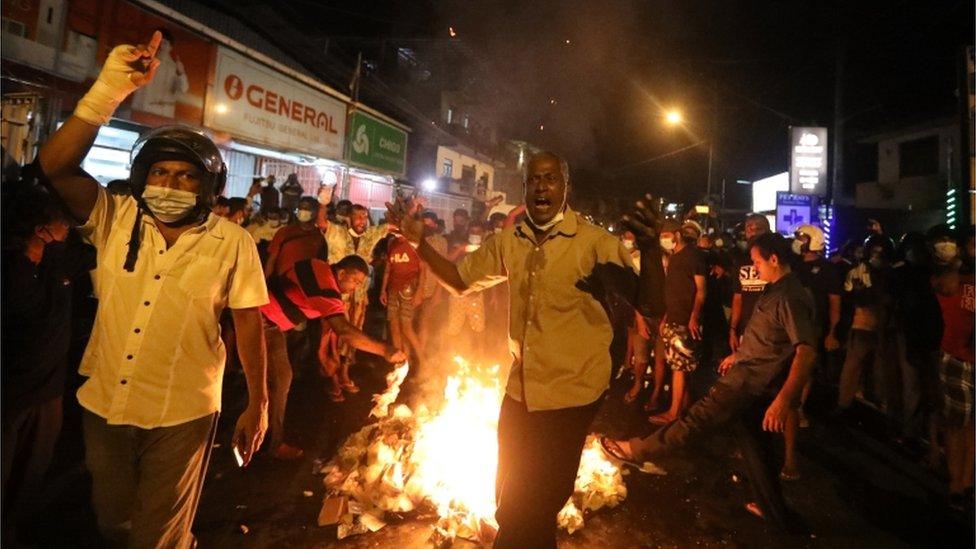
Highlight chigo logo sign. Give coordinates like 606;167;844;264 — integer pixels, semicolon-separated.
345;110;408;176
205;47;346;159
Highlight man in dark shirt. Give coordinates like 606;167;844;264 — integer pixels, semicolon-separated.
729;214;771;352
2;181;94;539
651;220;707;425
603;232;817;532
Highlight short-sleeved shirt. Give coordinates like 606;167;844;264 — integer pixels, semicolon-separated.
386;236;422;292
795;257;842;335
937;272;975;363
76;187;269;428
261;258;346;332
663;245;707;325
733;249;768;333
422;234;448;298
267;224;327;276
456;208;638;411
725;272;816;395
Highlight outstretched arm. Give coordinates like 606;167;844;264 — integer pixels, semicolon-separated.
38;32;162;222
326;314;405;363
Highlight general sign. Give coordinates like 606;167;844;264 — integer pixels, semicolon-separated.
775;192;818;235
789;126;828;196
205;47;346;159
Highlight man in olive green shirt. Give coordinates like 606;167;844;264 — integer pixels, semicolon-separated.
389;152;637;548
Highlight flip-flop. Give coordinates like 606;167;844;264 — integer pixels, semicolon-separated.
598;436;642;469
648;414;677;425
341;382;360;394
328;389;345;403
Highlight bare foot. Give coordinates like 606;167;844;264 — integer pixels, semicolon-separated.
624;384;641;403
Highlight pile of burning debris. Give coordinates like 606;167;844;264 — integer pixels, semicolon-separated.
316;357;630;544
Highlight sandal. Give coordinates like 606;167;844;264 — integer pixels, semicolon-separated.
341;381;360;394
598;436;642;468
328;388;345;403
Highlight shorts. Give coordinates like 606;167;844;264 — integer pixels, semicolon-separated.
387;284;418;322
446;293;486;335
662;322;700;373
940;352;974;428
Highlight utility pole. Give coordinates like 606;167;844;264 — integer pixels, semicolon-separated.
830;39;846;205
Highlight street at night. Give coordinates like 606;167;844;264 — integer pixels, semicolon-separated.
2;0;975;547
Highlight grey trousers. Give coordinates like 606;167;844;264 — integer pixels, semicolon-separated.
83;410;217;549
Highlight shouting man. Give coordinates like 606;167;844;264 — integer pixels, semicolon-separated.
388;152;637;548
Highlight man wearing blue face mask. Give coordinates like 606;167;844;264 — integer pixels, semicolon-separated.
35;32;269;547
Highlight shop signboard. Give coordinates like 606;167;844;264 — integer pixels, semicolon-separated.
205;47;346;159
345;110;408;176
789;126;828;196
775;192;818;235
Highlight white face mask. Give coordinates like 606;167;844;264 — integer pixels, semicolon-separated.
714;238;724;249
934;241;958;262
622;239;635;250
296;210;314;223
660;236;676;252
468;234;483;246
142;185;198;223
792;239;805;255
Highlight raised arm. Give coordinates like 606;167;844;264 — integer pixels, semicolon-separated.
387;197;468;294
38;32;162;222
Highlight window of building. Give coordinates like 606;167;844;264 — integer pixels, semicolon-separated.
462;115;470;129
441;158;453;177
446;106;455;125
898;135;939;178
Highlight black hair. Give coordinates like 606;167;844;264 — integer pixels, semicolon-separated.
227;197;248;216
333;254;369;276
2;182;64;251
298;196;319;210
421;211;438;221
453;208;470;218
749;232;791;265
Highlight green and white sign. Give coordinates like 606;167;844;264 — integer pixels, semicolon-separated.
346;111;408;175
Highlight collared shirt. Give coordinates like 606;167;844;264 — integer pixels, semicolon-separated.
457;208;637;411
325;222;388;301
76;188;268;428
726;272;816;395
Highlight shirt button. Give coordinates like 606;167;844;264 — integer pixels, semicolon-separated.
154;274;161;280
120;379;127;385
134;328;141;334
126;354;133;360
144;301;150;306
158;250;164;255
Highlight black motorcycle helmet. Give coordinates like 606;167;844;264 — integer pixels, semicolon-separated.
129;125;227;206
123;125;227;272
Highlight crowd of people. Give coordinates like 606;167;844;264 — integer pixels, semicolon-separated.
2;31;973;548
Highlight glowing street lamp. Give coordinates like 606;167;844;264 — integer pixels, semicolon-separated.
422;178;437;192
665;110;682;125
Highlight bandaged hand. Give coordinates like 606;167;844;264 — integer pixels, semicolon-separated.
74;31;162;126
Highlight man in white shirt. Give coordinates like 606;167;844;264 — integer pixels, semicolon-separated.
37;32;268;547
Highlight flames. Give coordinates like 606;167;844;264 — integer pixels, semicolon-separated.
320;356;627;542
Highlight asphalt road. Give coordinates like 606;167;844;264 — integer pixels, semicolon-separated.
20;347;975;548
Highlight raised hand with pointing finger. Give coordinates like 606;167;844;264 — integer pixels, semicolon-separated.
75;31;163;126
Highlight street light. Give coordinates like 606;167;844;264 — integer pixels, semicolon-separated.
663;111;713;201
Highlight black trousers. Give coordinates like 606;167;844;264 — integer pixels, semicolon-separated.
494;394;602;549
629;380;792;530
2;396;63;536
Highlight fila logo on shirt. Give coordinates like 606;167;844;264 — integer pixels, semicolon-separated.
390;252;413;264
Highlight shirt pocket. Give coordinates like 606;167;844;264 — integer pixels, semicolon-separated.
177;255;227;301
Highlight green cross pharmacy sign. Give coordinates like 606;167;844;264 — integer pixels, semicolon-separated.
346;111;408;176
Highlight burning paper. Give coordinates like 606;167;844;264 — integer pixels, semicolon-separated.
321;356;627;542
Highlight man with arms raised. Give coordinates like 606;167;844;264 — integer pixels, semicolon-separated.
36;32;268;547
388;152;637;548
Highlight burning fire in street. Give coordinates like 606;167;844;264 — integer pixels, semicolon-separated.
319;357;629;543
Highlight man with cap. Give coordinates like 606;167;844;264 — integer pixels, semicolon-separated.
649;219;708;425
36;32;269;547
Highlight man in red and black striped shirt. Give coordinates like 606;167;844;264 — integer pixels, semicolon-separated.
260;255;406;459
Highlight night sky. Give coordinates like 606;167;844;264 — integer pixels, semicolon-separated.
250;0;973;208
